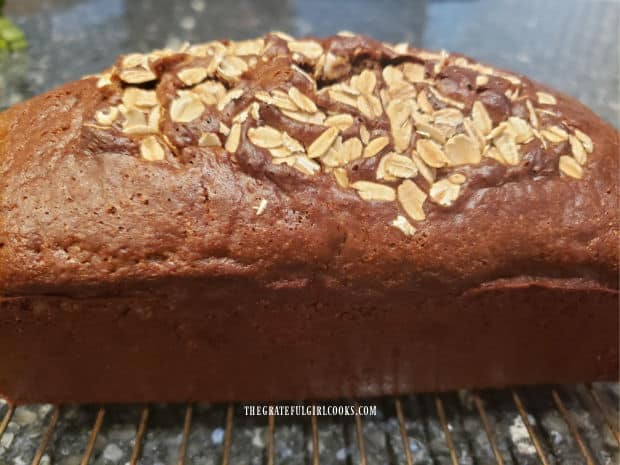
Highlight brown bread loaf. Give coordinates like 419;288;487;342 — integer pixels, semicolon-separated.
0;33;618;404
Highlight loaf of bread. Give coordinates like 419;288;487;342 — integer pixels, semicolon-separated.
0;33;617;404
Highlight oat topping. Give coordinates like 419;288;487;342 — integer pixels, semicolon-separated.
89;33;595;236
178;67;209;86
363;136;390;158
398;180;427;221
95;107;119;126
287;40;323;59
378;153;418;180
119;104;160;135
559;155;584;179
471;101;492;134
574;129;594;153
96;73;113;88
568;135;587;165
536;91;557;105
170;91;205;123
416;139;449;168
448;173;466;185
219;122;230;136
444;134;481;166
119;53;157;84
248;126;283;149
216;55;248;83
325;113;354;130
475;75;489;88
359;125;370;145
391;215;417;236
254;199;268;216
140;136;165;161
288;87;317;113
333;167;350;188
429;178;461;206
193;81;227;105
352;181;396;202
198;132;221;147
308;127;339;159
122;88;158;112
224;123;242;153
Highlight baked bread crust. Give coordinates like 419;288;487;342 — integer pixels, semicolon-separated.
0;33;617;403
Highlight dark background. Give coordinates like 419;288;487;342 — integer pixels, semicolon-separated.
0;0;618;127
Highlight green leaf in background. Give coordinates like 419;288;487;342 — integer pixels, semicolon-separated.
0;0;28;53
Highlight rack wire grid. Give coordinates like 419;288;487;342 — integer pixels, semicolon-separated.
0;383;618;465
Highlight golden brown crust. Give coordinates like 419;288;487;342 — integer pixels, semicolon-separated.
0;33;617;297
0;33;618;404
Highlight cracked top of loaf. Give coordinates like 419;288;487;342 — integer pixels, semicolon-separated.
0;32;618;297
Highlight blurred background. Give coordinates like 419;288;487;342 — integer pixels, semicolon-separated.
0;0;618;127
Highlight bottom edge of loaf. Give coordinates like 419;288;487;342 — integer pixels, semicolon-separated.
1;283;617;404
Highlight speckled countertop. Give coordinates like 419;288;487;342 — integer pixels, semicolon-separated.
0;0;619;127
1;386;619;465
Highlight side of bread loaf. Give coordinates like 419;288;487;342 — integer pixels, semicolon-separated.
0;33;617;403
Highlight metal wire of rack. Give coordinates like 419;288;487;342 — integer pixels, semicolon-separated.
0;384;618;465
